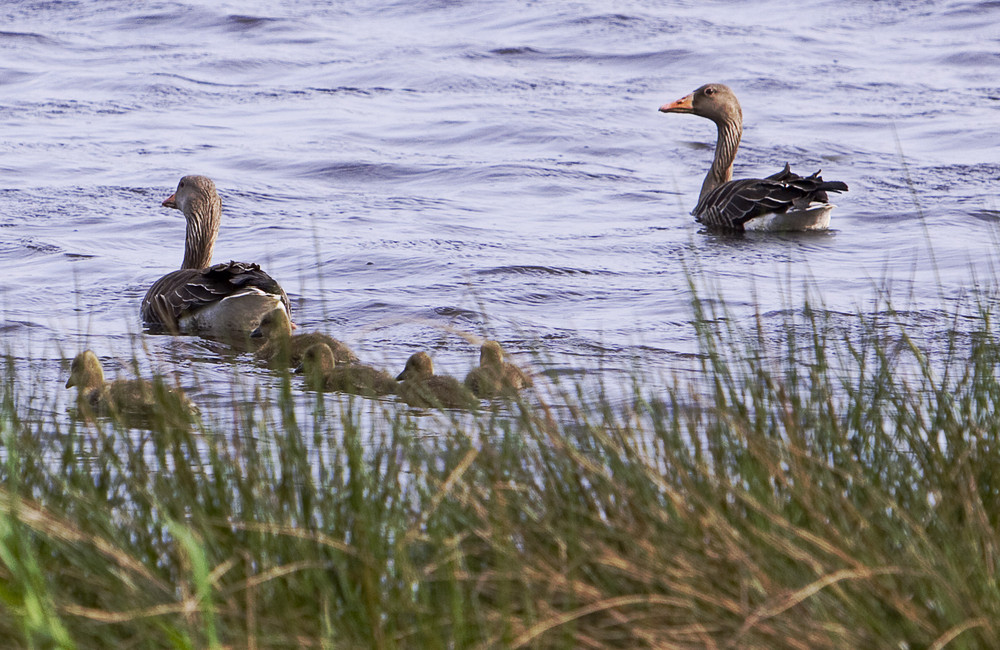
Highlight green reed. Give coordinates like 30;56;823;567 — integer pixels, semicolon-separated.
2;282;1000;648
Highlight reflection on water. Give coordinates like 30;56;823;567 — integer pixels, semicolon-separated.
0;0;998;426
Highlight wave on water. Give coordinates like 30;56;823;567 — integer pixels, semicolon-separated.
476;265;604;277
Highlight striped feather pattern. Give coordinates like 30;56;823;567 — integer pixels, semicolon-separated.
693;164;849;230
141;260;290;334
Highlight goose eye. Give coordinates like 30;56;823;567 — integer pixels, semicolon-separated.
704;87;715;96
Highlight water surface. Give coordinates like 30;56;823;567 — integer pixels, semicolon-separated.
1;0;997;422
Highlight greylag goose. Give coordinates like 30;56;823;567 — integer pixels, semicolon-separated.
396;351;479;410
299;343;398;397
141;175;290;336
251;307;358;368
66;350;196;427
659;84;848;231
464;340;533;399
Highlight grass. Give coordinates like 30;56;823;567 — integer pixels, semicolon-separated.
2;281;1000;648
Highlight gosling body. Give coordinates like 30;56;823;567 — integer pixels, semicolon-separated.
299;343;397;397
252;307;358;369
396;351;478;410
65;350;196;428
464;340;532;399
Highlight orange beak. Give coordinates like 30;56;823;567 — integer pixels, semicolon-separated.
162;193;178;209
659;93;694;113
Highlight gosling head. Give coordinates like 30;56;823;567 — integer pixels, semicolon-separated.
300;343;336;374
479;340;506;368
250;307;292;340
396;351;434;381
65;350;105;390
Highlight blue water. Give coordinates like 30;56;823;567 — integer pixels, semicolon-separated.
1;0;998;422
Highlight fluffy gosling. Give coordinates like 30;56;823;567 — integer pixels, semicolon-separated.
299;343;397;397
396;351;478;410
251;307;358;368
464;340;532;399
65;350;196;428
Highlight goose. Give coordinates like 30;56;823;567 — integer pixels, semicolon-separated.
464;340;532;399
65;350;196;427
140;175;291;336
659;83;848;231
395;351;479;410
298;343;397;397
251;307;358;369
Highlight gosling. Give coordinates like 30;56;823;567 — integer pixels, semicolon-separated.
464;340;532;399
299;343;397;397
65;350;196;427
251;307;358;368
395;351;478;410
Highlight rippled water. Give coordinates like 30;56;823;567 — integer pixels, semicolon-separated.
1;0;998;421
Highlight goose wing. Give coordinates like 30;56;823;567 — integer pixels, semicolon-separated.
693;164;849;230
141;261;290;333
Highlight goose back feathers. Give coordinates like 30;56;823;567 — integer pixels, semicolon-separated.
694;164;849;231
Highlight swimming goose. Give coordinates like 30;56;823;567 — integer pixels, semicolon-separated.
299;343;397;397
396;351;479;410
141;175;291;336
464;340;532;399
659;84;848;231
65;350;196;427
251;307;358;368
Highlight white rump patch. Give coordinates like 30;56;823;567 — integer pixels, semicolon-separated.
743;204;835;232
178;288;286;335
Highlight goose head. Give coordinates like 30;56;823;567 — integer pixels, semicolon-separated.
163;175;222;270
163;175;220;213
659;83;742;128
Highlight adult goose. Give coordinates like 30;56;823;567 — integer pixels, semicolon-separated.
659;84;848;232
463;340;533;399
396;352;479;410
141;175;291;336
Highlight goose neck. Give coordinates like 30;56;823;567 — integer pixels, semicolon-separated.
699;119;742;202
180;200;220;270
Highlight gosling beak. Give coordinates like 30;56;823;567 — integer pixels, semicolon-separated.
162;193;178;209
249;326;263;339
659;93;694;113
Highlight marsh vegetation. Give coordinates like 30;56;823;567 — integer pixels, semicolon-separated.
3;279;1000;649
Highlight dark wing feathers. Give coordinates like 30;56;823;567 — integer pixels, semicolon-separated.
765;162;795;182
141;261;289;333
694;166;849;231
